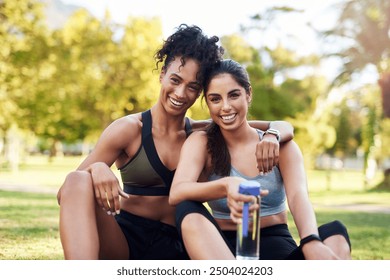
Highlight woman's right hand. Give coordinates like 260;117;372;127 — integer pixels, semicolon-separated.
87;162;129;215
225;177;268;223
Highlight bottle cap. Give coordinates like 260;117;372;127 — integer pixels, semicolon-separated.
239;180;261;196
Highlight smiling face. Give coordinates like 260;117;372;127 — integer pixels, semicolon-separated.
159;56;202;116
205;73;252;131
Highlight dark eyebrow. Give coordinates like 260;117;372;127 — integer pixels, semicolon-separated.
170;73;183;80
229;89;241;94
171;73;200;87
207;93;220;97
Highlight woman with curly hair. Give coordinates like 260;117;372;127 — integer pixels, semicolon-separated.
57;24;294;260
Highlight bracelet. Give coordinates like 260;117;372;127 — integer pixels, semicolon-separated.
299;234;322;248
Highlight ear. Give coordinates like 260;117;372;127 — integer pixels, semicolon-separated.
159;66;166;82
247;86;253;103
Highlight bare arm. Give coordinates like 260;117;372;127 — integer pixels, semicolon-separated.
169;131;247;205
190;119;294;142
279;140;338;259
249;120;294;143
169;131;225;205
62;115;140;214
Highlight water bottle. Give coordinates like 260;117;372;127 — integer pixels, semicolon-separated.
236;180;261;260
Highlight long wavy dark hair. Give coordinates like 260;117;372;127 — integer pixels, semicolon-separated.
154;24;224;87
203;59;251;176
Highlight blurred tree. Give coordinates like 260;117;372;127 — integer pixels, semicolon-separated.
15;9;163;156
230;11;335;167
379;72;390;117
320;0;390;86
328;98;359;158
319;0;390;189
0;0;49;166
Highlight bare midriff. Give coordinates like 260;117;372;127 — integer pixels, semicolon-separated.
120;195;176;226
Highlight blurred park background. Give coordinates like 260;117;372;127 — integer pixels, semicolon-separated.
0;0;389;259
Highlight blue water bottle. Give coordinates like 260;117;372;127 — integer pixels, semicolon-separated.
236;180;261;260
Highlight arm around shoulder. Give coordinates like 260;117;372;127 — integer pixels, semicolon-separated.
248;120;294;143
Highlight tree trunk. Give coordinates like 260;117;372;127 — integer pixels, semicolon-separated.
379;72;390;118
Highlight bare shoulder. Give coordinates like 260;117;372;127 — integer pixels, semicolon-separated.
187;130;208;143
106;113;142;135
98;112;143;148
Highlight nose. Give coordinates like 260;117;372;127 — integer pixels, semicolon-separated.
174;85;185;99
222;99;231;111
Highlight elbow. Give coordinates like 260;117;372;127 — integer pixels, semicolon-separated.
168;188;182;206
168;196;178;206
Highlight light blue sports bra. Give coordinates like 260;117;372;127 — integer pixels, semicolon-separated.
207;130;286;219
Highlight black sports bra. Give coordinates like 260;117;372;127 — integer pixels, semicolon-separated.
119;110;192;196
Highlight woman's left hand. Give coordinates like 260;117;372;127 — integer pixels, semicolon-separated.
256;135;279;174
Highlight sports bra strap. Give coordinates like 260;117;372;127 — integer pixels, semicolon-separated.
141;110;175;188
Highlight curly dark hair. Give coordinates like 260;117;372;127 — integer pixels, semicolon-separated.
154;24;224;87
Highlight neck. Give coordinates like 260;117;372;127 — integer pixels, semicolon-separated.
220;121;255;147
150;104;187;132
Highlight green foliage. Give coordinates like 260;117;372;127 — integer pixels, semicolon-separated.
1;2;164;147
220;34;255;64
0;0;48;131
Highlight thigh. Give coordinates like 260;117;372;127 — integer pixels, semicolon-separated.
260;225;298;260
115;210;188;260
95;206;129;259
222;225;298;260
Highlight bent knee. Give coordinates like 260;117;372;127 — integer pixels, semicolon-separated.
182;213;211;231
58;170;93;203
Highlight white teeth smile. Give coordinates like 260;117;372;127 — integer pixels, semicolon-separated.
221;114;236;121
170;97;184;106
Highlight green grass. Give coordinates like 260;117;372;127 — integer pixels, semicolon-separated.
0;155;389;259
0;190;63;260
287;209;390;260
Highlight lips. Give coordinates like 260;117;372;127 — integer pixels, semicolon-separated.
220;113;236;122
169;97;185;107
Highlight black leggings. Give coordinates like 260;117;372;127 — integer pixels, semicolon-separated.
175;200;351;260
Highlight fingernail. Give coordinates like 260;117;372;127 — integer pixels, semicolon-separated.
116;210;120;215
106;211;111;215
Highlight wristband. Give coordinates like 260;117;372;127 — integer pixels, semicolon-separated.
299;234;322;248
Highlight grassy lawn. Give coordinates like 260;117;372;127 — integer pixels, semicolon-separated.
0;190;62;260
0;155;389;260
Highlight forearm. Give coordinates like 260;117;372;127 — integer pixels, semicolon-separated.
248;120;294;143
169;178;228;206
289;194;319;238
269;121;294;143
